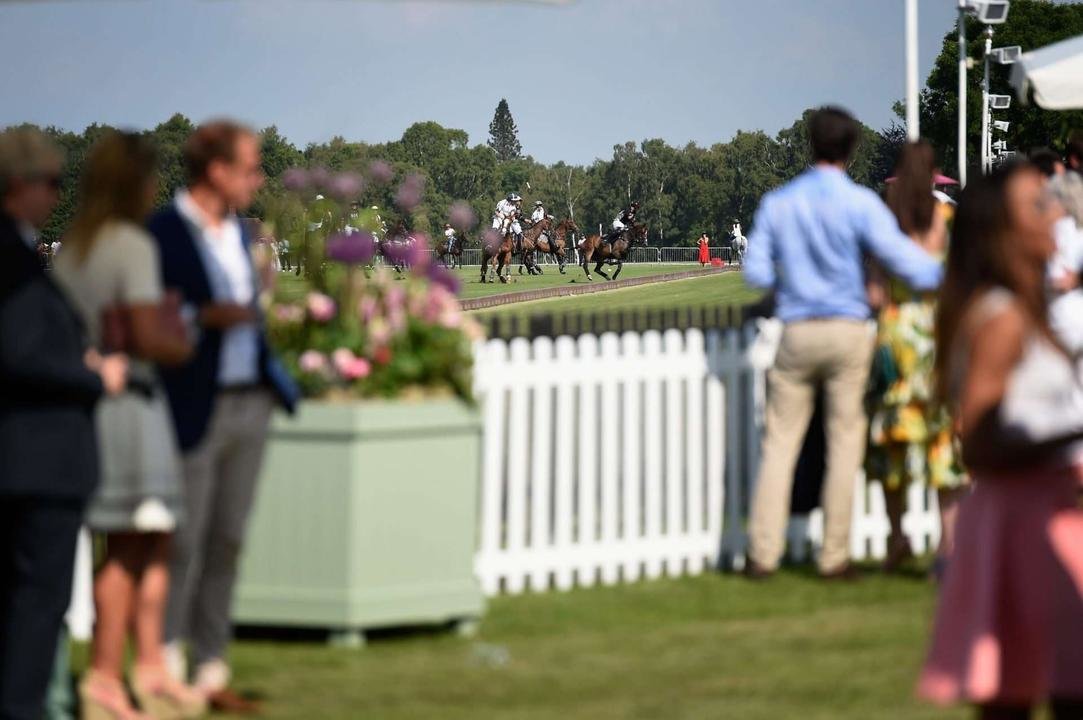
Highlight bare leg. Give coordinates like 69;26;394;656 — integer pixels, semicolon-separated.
937;487;965;562
91;534;142;680
133;533;171;668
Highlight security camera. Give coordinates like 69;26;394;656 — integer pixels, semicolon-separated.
993;120;1010;132
966;0;1010;24
988;94;1012;110
992;45;1022;64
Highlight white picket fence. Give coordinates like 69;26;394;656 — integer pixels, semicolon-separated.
472;323;941;596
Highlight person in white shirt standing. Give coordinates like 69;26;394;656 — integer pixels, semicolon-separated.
150;120;299;716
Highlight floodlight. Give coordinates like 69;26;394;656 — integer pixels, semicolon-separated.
991;45;1022;64
989;94;1012;110
992;140;1008;152
993;120;1010;132
966;0;1010;24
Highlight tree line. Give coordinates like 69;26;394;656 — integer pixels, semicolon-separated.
24;106;900;250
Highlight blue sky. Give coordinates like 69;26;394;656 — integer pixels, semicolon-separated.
0;0;962;164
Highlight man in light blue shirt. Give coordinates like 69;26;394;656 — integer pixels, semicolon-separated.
743;107;942;579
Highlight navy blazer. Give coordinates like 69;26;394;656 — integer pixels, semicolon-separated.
0;211;103;498
148;205;299;452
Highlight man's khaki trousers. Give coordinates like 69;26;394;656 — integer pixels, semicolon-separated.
748;319;875;573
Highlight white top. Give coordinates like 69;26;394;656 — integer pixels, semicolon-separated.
174;190;260;386
531;207;545;223
495;198;517;217
444;228;456;239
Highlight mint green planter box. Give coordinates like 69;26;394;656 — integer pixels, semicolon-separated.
233;399;484;644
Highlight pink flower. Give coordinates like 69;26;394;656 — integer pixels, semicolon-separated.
373;345;393;365
385;285;407;314
368;318;391;347
273;304;305;324
299;350;327;374
332;348;371;380
358;295;378;323
306;292;337;323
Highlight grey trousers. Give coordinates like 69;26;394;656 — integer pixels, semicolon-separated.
748;320;875;573
164;389;274;667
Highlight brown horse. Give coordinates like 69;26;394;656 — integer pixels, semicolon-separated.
436;233;464;269
577;223;648;281
516;217;553;276
480;227;515;284
526;217;578;275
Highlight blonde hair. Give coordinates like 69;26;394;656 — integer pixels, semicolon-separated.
0;127;63;197
66;131;158;261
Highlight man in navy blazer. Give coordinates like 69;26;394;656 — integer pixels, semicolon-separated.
149;120;297;714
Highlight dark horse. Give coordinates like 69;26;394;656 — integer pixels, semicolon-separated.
577;223;648;281
519;217;578;275
515;217;553;276
377;224;415;273
436;233;465;269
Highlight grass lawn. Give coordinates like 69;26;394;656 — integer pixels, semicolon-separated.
273;263;716;303
469;271;763;320
209;570;963;719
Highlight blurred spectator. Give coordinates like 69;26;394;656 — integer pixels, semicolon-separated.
1030;147;1066;178
1037;151;1083;354
0;127;127;720
742;107;942;579
278;238;291;271
865;141;966;578
53;131;204;720
150;120;298;715
1067;131;1083;175
920;160;1083;718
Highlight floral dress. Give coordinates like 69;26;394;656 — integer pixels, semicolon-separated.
866;277;966;492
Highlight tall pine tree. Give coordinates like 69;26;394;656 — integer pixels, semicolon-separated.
487;99;522;161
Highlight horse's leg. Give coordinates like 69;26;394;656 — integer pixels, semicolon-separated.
581;250;593;281
558;252;566;275
613;259;623;280
596;259;610;280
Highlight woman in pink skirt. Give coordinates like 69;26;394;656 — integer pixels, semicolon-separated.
920;160;1083;719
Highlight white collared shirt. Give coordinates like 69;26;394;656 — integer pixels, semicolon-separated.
175;190;260;386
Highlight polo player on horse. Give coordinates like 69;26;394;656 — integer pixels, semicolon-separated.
493;193;523;251
604;201;640;250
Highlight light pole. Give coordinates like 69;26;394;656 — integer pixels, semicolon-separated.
906;0;920;141
958;0;968;186
956;0;1011;187
981;27;993;175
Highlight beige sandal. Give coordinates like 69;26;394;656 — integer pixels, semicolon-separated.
79;671;151;720
130;665;208;720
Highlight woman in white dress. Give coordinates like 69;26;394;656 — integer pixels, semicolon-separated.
54;131;205;720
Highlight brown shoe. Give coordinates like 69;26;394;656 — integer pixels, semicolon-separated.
819;563;861;582
743;560;775;580
207;688;262;716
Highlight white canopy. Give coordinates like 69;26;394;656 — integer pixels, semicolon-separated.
1011;34;1083;110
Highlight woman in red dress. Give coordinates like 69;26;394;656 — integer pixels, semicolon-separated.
697;233;710;266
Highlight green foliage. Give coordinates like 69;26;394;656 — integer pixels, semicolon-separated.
920;0;1083;173
20;104;902;248
487;98;522;162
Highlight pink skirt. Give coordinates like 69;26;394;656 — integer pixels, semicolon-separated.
918;464;1083;706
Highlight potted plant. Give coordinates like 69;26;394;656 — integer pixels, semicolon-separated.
233;165;486;645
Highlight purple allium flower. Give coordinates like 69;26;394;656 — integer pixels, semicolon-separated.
426;263;462;295
482;228;504;252
405;233;430;268
328;172;364;201
394;174;425;212
382;239;411;266
448;201;478;231
308;167;331;191
368;160;394;185
326;231;376;265
282;168;310;193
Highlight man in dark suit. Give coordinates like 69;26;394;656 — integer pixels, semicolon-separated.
0;128;127;720
151;121;298;715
